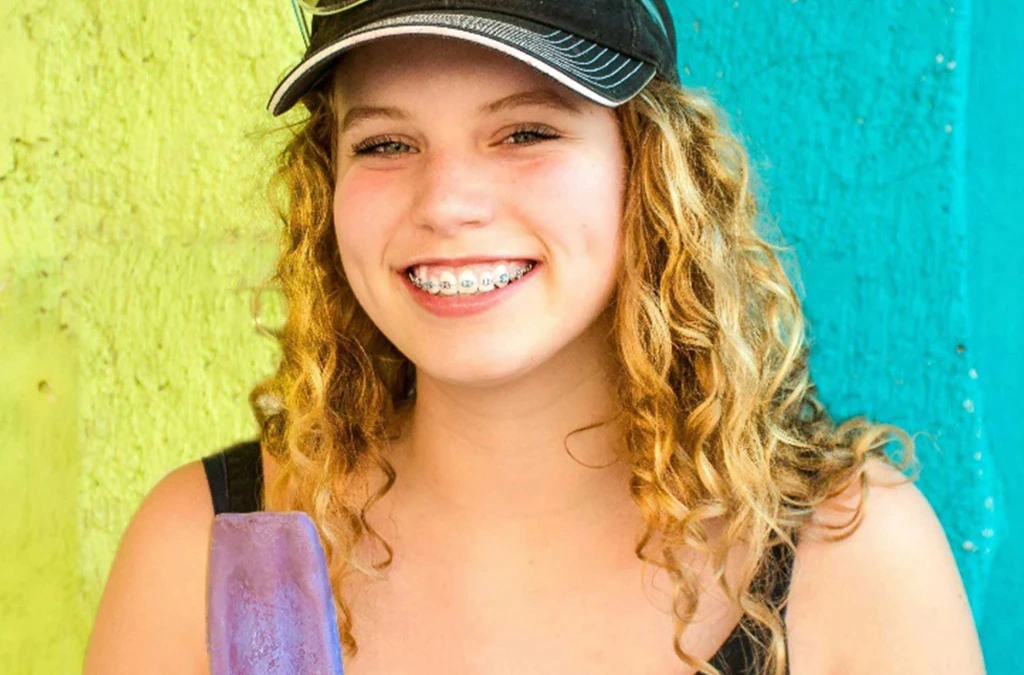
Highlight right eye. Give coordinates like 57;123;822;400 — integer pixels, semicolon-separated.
351;135;416;157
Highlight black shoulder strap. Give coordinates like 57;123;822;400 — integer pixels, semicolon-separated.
708;540;797;673
201;439;264;514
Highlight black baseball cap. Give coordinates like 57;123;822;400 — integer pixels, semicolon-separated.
268;0;680;116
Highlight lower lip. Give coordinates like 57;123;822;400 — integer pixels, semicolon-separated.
399;264;540;318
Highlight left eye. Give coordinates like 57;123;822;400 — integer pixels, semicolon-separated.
503;126;561;145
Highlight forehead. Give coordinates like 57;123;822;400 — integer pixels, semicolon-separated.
331;34;564;103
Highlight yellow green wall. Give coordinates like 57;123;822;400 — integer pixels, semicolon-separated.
1;1;293;671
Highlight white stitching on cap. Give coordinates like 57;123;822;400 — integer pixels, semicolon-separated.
533;30;589;55
267;12;658;113
573;55;632;81
547;33;576;46
569;43;598;58
572;53;623;76
269;26;623;112
607;61;645;87
357;13;630;82
568;47;609;67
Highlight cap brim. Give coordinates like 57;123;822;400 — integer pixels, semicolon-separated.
267;10;658;116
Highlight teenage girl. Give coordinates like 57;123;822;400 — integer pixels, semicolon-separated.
84;1;986;673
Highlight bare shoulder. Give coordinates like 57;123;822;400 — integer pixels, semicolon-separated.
83;460;215;675
785;457;986;675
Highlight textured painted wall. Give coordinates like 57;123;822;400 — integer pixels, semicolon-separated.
0;0;296;672
0;0;1017;673
965;2;1024;675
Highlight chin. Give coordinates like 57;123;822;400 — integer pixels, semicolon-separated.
408;339;550;390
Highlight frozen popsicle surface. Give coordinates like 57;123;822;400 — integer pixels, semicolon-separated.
207;511;344;675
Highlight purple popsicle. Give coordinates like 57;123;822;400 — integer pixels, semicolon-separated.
207;512;345;675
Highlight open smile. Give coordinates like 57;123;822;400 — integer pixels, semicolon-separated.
399;261;541;318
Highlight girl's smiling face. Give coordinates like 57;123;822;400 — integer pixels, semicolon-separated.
332;35;628;387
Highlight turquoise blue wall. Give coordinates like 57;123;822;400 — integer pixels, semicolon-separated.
965;2;1023;674
664;0;1018;670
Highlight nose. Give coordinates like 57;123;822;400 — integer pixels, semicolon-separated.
410;148;496;237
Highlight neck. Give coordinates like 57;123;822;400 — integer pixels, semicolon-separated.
385;317;637;543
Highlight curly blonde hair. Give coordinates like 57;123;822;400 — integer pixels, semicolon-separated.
248;72;915;675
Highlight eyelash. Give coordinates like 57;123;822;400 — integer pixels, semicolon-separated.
350;124;561;157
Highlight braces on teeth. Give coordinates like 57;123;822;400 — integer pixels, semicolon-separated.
408;263;535;295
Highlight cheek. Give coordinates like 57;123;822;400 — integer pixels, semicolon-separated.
332;172;397;270
517;152;625;272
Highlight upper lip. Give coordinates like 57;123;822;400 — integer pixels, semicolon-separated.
400;256;539;271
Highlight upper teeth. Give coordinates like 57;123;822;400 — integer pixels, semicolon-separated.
408;261;535;295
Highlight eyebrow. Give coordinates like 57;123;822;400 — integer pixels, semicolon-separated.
339;87;585;134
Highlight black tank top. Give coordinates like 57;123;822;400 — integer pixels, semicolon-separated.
202;441;795;673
